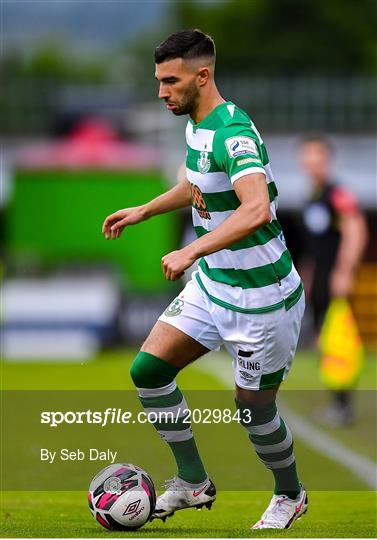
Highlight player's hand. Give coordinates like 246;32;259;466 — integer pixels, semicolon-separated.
102;206;147;240
330;267;354;297
161;247;197;281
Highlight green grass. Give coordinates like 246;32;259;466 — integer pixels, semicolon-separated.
1;349;375;391
0;349;224;391
1;349;376;537
1;490;376;538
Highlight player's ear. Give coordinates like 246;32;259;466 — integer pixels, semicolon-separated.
197;67;210;87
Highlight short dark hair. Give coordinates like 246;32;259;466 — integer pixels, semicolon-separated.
299;133;334;154
154;29;215;64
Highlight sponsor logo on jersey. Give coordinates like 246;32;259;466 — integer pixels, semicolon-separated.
190;183;211;220
164;298;184;317
225;136;258;158
197;145;211;174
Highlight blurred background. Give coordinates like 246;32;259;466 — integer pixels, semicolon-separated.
1;5;377;531
1;0;376;364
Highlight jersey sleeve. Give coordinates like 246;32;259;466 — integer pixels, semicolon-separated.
213;125;266;184
330;186;359;215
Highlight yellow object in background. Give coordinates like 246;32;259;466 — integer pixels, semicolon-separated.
319;298;364;390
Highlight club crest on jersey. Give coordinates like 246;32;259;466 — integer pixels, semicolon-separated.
197;145;211;174
190;183;211;220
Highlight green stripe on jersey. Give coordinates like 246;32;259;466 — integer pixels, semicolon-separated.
199;249;293;289
194;220;283;251
195;274;303;314
193;181;278;214
202;189;240;212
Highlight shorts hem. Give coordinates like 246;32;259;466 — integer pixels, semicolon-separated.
158;316;216;352
259;381;283;390
235;380;261;391
235;378;287;391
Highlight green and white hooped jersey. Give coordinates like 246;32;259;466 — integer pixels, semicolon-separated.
186;101;303;314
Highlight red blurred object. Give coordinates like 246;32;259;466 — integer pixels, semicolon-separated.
330;186;359;215
16;119;159;170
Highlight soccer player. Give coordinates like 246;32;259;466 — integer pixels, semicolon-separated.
103;29;307;529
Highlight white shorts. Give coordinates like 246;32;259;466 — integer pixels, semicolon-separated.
158;274;305;390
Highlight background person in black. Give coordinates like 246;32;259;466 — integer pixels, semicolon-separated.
298;135;368;425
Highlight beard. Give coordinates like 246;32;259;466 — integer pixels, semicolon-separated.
170;81;200;116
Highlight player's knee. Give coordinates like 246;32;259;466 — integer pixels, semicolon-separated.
130;351;157;388
129;353;145;388
130;351;179;389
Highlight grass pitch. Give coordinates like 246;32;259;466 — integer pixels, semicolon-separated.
1;490;376;538
1;349;376;538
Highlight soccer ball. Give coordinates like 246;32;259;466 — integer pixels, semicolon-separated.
88;463;156;531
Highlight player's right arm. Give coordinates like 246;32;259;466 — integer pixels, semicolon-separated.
102;170;191;240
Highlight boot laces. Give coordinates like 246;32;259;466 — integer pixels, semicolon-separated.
264;495;294;526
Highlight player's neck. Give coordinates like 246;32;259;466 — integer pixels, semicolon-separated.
190;88;225;124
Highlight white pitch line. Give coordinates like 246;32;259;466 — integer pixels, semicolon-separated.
278;402;377;490
194;351;377;490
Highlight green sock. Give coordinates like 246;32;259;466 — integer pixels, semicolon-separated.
236;399;300;499
131;351;207;484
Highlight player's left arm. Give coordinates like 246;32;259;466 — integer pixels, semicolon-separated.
162;173;270;280
330;188;368;297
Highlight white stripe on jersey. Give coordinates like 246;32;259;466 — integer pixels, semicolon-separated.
231;166;266;183
185;123;215;151
204;237;287;271
186;168;232;192
186;166;275;189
